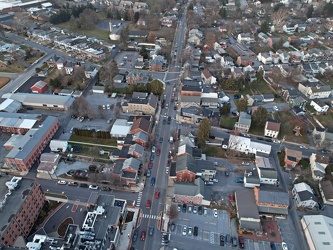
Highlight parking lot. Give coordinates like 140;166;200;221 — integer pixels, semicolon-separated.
115;51;140;70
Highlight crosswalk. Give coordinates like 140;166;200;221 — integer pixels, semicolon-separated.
142;214;158;219
136;192;142;207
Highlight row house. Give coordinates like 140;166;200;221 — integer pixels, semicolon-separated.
264;120;281;139
284;147;302;171
310;99;329;113
237;33;255;44
122;93;158;115
254;186;289;215
292;182;318;209
255;156;278;186
298;81;331;99
257;52;272;64
310;153;330;181
234;112;252;133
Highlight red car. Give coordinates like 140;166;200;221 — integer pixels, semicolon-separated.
238;236;244;249
156;148;161;156
148;161;153;169
229;194;235;203
141;231;146;241
167;160;171;166
155;190;160;198
146;200;151;209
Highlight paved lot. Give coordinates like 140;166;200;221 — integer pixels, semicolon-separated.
276;218;298;250
115;51;140;70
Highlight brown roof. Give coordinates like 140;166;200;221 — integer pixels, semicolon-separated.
320;180;333;200
266;120;281;132
285;147;302;160
316;154;330;164
130;117;150;134
201;69;212;78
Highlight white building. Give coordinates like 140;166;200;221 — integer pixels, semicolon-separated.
292;182;318;209
310;153;330;181
110;119;131;138
255;156;278;185
264;120;281;138
228;135;272;155
301;215;333;250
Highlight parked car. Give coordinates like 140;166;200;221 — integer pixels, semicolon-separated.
225;170;229;177
235;178;244;183
182;225;187;236
72;146;82;153
177;204;181;212
146;200;151;209
68;181;78;186
193;226;198;236
151;177;155;186
165;167;169;174
151;146;156;153
170;222;176;232
203;207;208;216
155;190;160;198
89;185;99;190
57;180;67;185
150;154;155;161
213;209;218;217
241;161;250;166
188;205;192;213
146;169;151;177
159;137;163;142
193;206;198;214
299;145;308;149
132;230;138;242
232;111;239;116
220;234;225;246
149;226;154;236
239;236;245;249
281;242;288;250
270;242;276;250
101;186;111;191
233;94;240;99
188;227;192;236
273;106;279;111
156;148;161;156
79;183;88;188
182;204;186;213
198;206;203;215
148;161;153;169
140;231;146;241
229;194;235;203
226;234;231;245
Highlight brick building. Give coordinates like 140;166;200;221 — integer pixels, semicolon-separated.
0;177;45;246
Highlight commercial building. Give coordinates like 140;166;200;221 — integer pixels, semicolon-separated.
0;176;45;247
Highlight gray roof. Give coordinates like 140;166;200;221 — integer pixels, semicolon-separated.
258;187;289;206
128;143;144;156
235;189;259;219
259;168;278;179
176;155;214;173
122;157;141;171
174;178;204;196
238;112;251;126
180;95;201;103
298;190;316;202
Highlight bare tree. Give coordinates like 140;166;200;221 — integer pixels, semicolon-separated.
115;106;121;118
204;30;216;49
98;105;107;118
70;96;96;118
12;12;33;34
272;8;288;31
166;204;179;220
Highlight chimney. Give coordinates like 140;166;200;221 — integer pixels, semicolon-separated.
18;147;23;151
29;134;33;138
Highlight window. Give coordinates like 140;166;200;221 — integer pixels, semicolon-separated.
318;232;325;235
323;242;330;245
42;104;47;107
314;222;321;225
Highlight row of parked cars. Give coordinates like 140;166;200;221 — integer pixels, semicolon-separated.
177;204;208;216
220;234;244;248
57;180;111;191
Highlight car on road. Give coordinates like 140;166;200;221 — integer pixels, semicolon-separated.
238;236;245;249
213;209;218;217
150;154;155;161
257;137;264;140
57;180;67;185
182;204;186;213
193;206;198;214
159;137;163;143
188;227;192;236
101;186;111;191
170;222;176;231
155;190;160;198
220;234;225;246
282;242;288;250
273;106;279;111
241;161;250;166
266;138;273;143
300;145;308;149
203;207;208;216
193;226;198;236
156;148;161;156
151;177;155;186
89;185;98;190
225;170;229;177
273;139;281;144
321;150;330;154
232;237;237;247
149;226;154;236
79;183;88;188
79;116;84;122
132;230;138;242
162;119;166;125
151;146;156;153
146;200;151;209
235;178;244;183
68;181;78;186
182;225;187;236
165;167;169;174
140;231;146;241
148;161;153;169
146;169;151;177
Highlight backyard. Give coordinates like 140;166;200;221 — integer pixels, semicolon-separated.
314;112;333;130
220;116;237;129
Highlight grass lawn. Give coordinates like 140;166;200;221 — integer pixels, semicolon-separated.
249;124;265;136
242;79;273;95
275;112;309;144
314;113;333;130
203;146;226;158
57;22;111;41
220;116;237;129
69;135;117;147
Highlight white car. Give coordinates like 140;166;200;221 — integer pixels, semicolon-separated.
182;225;187;236
188;227;192;236
166;167;169;174
282;242;288;250
102;105;106;109
222;145;228;150
89;185;99;190
152;146;156;153
213;209;218;217
79;116;84;122
107;104;110;109
273;139;281;144
241;162;250;166
299;145;308;149
273;106;279;111
57;180;67;185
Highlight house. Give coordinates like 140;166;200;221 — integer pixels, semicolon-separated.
310;153;329;180
84;65;98;79
254;186;289;215
237;55;254;67
177;144;201;159
310;99;329;113
218;91;230;103
221;56;234;67
150;55;167;71
113;74;124;84
181;80;202;96
128;143;144;158
264;120;281;138
132;131;148;148
276;50;290;64
179;95;201;108
37;152;61;175
110;119;131;138
201;69;216;85
298;82;331;99
181;106;212;123
234;112;252;133
289;51;303;63
257;52;272;64
292;182;318;209
173;178;210;205
244;168;261;188
284;147;302;171
188;29;203;39
319;180;333;206
30;80;48;94
130;117;150;135
228;135;272;155
281;87;299;102
126;70;149;85
237;33;255;44
235;189;261;231
255;156;278;186
201;93;219;108
301;215;333;250
120;157;141;186
188;34;202;46
227;43;256;59
46;55;65;69
312;127;333;148
133;1;148;13
122;93;158;115
283;24;296;34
